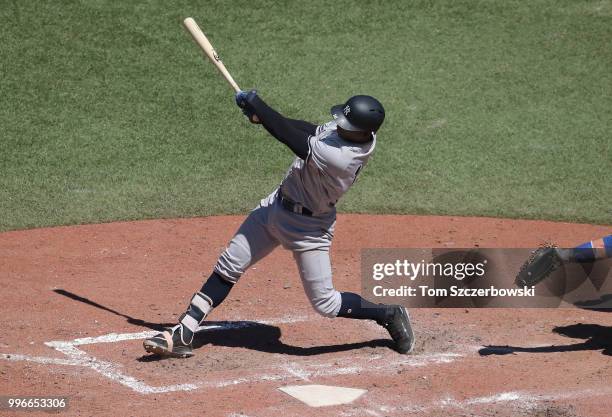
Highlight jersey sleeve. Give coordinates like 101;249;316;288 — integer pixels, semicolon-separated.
247;95;310;159
287;119;317;136
315;120;337;136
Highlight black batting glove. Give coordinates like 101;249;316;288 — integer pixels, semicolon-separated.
235;90;260;123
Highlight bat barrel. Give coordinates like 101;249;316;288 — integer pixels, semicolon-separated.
183;17;241;93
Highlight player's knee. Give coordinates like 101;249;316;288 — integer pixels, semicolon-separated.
214;251;248;284
308;289;341;318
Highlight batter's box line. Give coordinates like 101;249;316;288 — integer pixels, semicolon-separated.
340;386;612;417
0;316;467;395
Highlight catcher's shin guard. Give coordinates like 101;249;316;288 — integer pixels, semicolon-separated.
377;306;415;354
143;292;213;358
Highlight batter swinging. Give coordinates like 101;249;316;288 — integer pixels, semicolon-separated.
143;91;415;357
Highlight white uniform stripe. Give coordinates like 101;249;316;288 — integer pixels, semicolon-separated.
191;292;212;316
180;314;199;332
163;331;173;351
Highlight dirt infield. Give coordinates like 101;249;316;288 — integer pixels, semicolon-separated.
1;215;611;417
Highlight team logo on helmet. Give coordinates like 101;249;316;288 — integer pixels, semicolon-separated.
343;105;351;116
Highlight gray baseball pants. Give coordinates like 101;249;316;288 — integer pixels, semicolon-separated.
214;191;341;317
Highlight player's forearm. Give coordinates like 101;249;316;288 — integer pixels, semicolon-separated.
246;95;310;159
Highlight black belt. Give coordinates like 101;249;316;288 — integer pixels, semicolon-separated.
280;195;313;216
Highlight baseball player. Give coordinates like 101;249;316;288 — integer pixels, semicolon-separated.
143;91;415;358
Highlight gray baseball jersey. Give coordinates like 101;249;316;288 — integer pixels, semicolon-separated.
214;120;376;317
280;120;377;216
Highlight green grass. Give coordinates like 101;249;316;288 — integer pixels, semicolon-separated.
1;0;611;231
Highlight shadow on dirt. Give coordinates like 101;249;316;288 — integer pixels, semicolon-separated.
53;288;175;331
574;293;612;311
53;288;393;359
479;323;612;356
137;321;393;361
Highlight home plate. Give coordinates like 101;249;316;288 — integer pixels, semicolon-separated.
278;384;367;407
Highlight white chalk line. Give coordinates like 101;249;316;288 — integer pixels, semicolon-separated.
199;351;465;389
0;314;466;395
0;353;84;367
225;387;612;417
342;386;612;417
61;314;315;347
0;315;312;394
0;349;198;394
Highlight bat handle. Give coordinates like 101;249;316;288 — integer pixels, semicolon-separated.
229;80;241;93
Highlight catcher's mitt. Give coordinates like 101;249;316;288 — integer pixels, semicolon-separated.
515;244;564;287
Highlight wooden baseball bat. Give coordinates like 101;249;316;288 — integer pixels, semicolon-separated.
182;17;241;93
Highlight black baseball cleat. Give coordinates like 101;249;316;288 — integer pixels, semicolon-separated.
378;306;415;354
143;324;194;358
